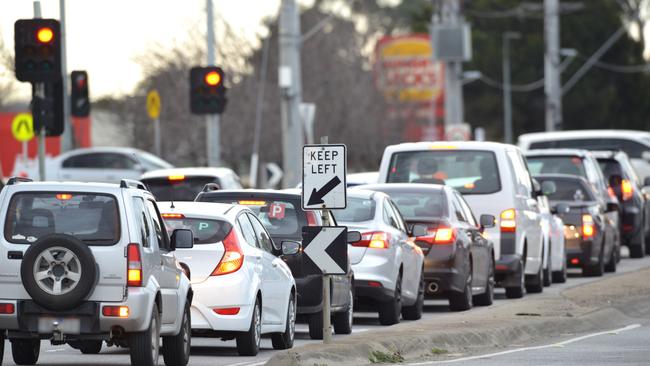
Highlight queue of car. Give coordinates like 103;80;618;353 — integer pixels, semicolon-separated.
1;130;648;366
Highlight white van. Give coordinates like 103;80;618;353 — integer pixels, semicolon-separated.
518;130;650;182
378;142;545;298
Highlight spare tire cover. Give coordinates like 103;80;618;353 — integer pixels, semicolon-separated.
21;234;97;311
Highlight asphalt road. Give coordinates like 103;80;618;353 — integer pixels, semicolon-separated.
3;249;650;366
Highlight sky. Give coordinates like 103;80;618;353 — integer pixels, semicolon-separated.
1;0;286;99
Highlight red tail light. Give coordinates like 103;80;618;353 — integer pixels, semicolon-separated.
500;209;516;233
354;231;390;249
305;211;319;226
622;179;633;201
417;226;456;245
102;306;129;318
211;229;244;276
582;214;595;239
127;243;143;287
0;303;15;314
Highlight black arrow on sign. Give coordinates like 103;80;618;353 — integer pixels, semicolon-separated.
308;176;342;206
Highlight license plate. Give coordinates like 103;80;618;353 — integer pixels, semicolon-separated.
38;317;81;334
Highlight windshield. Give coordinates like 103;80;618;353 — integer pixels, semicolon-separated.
335;197;376;223
4;192;120;245
386;191;447;220
144;176;221;201
536;178;596;202
163;217;232;245
527;156;587;178
387;150;501;194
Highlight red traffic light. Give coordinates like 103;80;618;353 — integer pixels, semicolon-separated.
204;71;221;86
36;27;54;43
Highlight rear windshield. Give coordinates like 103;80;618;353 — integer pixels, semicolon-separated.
4;192;120;245
527;156;587;178
144;176;221;202
387;150;501;194
335;197;376;223
536;178;596;202
163;217;231;245
529;138;649;159
386;191;447;220
199;196;303;238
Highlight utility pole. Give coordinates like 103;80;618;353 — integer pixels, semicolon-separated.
59;0;73;152
206;0;220;166
250;37;270;188
544;0;562;131
33;0;46;181
279;0;304;188
442;0;463;126
502;32;521;144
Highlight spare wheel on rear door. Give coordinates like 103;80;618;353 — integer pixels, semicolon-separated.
21;234;97;311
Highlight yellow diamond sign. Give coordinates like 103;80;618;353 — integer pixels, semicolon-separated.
11;113;34;142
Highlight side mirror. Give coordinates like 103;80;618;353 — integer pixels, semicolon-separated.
606;202;619;212
479;214;496;228
171;229;194;250
347;231;362;243
281;240;301;255
644;176;650;187
409;224;428;238
532;178;542;197
551;203;570;215
540;180;557;196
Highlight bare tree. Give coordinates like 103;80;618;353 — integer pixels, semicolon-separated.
616;0;649;47
0;34;16;107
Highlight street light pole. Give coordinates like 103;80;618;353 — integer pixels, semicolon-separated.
502;32;520;145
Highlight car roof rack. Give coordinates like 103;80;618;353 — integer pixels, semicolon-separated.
7;177;33;185
202;183;221;192
120;179;148;191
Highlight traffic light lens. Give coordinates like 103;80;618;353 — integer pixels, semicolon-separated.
36;27;54;43
205;71;221;86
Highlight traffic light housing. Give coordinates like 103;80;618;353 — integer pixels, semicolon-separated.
71;70;90;117
32;80;64;136
190;66;227;114
14;19;62;82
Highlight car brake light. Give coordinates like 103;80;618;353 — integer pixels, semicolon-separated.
622;179;633;201
354;232;390;249
582;214;595;239
127;243;143;287
570;258;580;265
212;229;244;276
213;307;240;315
56;193;72;200
161;213;185;219
305;211;319;226
102;306;129;318
0;303;15;314
238;200;266;206
500;209;516;233
168;175;185;181
433;227;456;244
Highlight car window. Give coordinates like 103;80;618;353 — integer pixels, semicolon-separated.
62;153;100;168
536;178;596;201
386;190;447;219
527;156;587;178
508;151;532;197
163;217;232;245
529;138;649;159
455;192;477;227
144;176;222;202
132;197;151;247
103;153;136;170
146;200;169;251
451;195;468;223
248;213;274;253
387;200;407;232
334;197;376;223
237;214;259;248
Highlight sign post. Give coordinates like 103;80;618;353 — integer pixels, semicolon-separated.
146;90;161;157
302;143;347;344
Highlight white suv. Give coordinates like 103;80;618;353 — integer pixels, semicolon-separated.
0;178;193;366
378;142;545;298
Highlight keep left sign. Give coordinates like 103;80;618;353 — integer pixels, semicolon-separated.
302;144;347;210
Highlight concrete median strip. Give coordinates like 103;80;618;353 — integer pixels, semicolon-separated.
265;268;650;366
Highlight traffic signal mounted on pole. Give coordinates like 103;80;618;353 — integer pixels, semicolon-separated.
32;81;64;136
14;19;62;82
71;70;90;117
190;66;227;114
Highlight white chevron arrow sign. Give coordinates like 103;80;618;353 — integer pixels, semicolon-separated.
303;227;347;274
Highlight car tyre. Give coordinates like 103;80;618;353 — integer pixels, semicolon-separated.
542;247;552;287
505;260;525;299
162;303;191;366
11;339;40;365
552;260;567;283
525;263;544;294
583;247;604;277
402;273;424;320
378;274;402;325
604;246;617;273
0;332;4;365
630;225;645;258
449;271;472;311
474;257;494;306
307;311;324;340
333;289;354;334
79;340;102;354
129;304;160;366
272;294;296;349
237;299;261;356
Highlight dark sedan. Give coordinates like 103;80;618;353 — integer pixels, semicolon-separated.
357;183;495;311
195;189;354;339
535;174;618;276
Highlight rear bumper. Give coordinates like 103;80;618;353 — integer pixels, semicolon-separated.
495;254;523;287
423;267;465;297
354;280;394;303
621;203;643;240
566;240;600;267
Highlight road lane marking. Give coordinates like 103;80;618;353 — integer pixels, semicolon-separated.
399;323;641;365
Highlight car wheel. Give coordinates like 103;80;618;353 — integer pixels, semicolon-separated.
307;311;324;340
525;261;544;294
272;294;296;349
474;257;494;306
378;273;402;325
505;259;525;299
604;246;617;273
449;270;473;311
402;273;424;320
0;332;4;365
162;303;191;366
552;260;567;283
11;339;40;365
20;234;97;311
630;225;645;258
543;247;552;287
583;246;604;277
236;299;261;356
79;340;102;354
129;304;160;366
333;289;354;334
